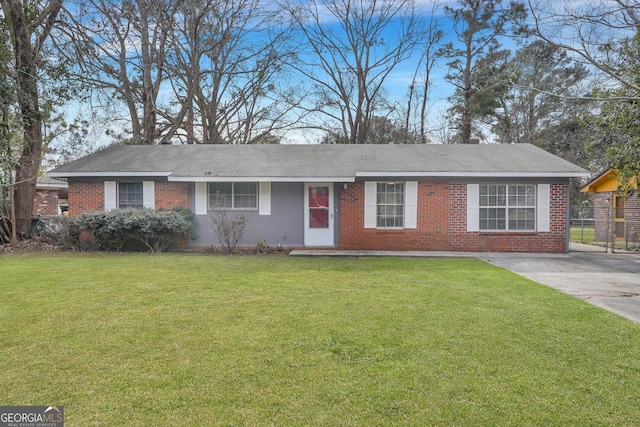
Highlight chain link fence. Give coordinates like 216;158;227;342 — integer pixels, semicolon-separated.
0;213;65;243
570;205;640;253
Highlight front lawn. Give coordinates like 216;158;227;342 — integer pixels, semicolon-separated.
1;254;639;426
570;224;596;244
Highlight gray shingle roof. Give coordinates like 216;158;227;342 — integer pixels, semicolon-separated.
37;176;68;188
48;143;589;180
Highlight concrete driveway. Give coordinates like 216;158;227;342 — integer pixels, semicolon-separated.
479;252;640;323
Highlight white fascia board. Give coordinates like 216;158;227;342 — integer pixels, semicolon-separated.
355;171;591;178
36;182;68;189
168;176;356;183
48;171;173;178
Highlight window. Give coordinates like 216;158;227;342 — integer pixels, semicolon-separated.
118;182;144;209
308;186;329;228
105;181;154;211
209;182;258;210
364;181;416;229
377;182;404;228
479;184;536;231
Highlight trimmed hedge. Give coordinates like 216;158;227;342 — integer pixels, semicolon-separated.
81;207;197;252
42;208;197;253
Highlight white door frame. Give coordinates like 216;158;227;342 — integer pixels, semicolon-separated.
304;183;334;246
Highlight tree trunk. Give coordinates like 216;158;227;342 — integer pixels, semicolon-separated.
14;69;42;237
9;181;16;243
460;108;472;144
14;140;40;237
6;2;41;236
2;0;61;237
14;123;42;238
419;59;433;144
461;31;473;144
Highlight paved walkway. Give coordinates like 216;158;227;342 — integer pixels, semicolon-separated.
290;250;640;323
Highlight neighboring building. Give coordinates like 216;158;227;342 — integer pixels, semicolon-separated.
581;169;639;244
34;176;68;216
49;144;588;253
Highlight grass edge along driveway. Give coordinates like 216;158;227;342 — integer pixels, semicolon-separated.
1;254;639;426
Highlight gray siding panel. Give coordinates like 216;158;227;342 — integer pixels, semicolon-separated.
190;182;304;248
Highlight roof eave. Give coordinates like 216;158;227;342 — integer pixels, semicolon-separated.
48;172;173;178
355;171;591;178
49;171;590;180
168;176;356;183
36;182;68;189
580;169;616;193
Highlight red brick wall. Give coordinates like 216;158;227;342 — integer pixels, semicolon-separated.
33;189;59;216
339;181;568;253
68;181;190;215
626;192;640;243
68;182;104;215
593;192;610;242
155;182;189;209
593;191;640;243
338;181;450;251
448;183;567;253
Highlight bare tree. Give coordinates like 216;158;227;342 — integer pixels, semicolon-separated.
405;4;443;144
167;0;297;145
61;0;297;145
60;0;181;145
283;0;424;144
527;1;640;185
528;0;640;99
491;40;589;144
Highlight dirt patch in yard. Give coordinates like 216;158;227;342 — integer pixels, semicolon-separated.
0;239;64;254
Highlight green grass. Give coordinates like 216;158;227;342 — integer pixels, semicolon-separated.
570;225;596;243
1;254;639;426
570;225;640;250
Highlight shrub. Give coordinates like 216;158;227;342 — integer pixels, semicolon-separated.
80;210;128;251
37;216;84;250
211;210;247;254
80;207;198;253
255;236;271;254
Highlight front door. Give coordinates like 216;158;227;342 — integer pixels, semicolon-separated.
613;194;626;240
304;183;334;246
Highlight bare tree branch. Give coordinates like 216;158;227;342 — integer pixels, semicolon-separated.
527;0;640;97
282;0;426;144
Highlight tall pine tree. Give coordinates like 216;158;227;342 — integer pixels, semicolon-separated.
440;0;526;143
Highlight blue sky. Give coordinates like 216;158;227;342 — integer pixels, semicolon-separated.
275;0;518;143
49;0;575;150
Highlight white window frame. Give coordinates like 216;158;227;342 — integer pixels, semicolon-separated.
364;181;417;229
208;182;258;211
195;182;270;216
479;184;536;231
467;183;550;232
376;182;405;228
104;181;154;211
118;182;144;209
